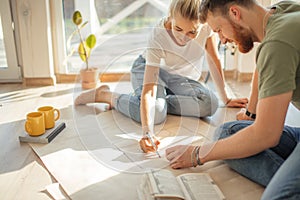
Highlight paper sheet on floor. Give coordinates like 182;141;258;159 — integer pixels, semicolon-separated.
28;98;265;200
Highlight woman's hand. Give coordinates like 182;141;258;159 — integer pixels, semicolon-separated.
139;135;160;153
236;108;254;121
165;145;196;169
226;98;248;108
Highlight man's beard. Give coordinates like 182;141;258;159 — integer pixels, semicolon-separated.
230;20;254;53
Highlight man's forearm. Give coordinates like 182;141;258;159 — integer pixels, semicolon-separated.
201;92;291;163
247;69;259;113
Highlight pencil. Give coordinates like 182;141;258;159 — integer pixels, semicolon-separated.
146;132;161;158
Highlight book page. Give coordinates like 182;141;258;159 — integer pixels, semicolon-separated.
177;173;225;200
148;170;185;199
137;174;156;200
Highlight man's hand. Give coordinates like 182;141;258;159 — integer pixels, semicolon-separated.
139;135;160;153
236;108;254;120
226;98;248;108
165;145;196;169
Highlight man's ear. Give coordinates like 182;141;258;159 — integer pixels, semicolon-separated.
228;6;241;21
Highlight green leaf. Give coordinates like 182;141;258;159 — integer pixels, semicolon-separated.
78;42;90;62
86;34;96;49
72;11;82;25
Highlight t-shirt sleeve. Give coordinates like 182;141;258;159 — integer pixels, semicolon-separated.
195;24;213;46
257;41;299;99
145;26;165;68
206;24;214;38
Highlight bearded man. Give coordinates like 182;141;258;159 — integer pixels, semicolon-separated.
165;1;300;199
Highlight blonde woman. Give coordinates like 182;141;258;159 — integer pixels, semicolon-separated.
75;0;248;153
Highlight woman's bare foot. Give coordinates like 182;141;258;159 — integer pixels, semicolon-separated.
74;85;110;105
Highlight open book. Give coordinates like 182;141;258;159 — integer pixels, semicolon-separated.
137;169;225;200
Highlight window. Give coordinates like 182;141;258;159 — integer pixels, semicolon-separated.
62;0;168;74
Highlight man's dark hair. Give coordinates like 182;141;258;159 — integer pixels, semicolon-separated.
199;0;255;23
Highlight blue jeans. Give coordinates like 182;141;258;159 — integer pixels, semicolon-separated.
215;120;300;199
114;55;219;124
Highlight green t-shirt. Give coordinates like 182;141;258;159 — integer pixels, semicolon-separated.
256;1;300;110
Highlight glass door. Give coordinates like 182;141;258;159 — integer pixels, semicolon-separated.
0;0;21;82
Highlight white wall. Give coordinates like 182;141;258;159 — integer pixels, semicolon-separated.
259;0;272;6
15;0;54;79
236;43;259;73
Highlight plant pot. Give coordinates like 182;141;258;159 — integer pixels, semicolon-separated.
80;67;99;89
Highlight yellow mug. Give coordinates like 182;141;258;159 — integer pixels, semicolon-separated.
25;112;46;136
38;106;60;129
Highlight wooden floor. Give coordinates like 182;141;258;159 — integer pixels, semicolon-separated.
0;79;239;199
0;78;298;200
0;83;76;200
0;81;130;199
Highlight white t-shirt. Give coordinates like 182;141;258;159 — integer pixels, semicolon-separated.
145;18;213;81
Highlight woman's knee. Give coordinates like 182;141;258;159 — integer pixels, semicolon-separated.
131;55;145;73
197;91;219;116
154;98;167;124
131;98;167;124
208;92;219;115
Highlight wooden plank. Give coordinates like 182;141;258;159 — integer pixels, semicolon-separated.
99;72;130;82
24;77;56;86
56;73;130;83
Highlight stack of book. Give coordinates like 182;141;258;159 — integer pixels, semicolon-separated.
19;122;66;144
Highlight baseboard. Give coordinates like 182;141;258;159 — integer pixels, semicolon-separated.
100;73;130;82
23;77;56;86
25;71;251;85
224;70;237;80
56;74;79;83
56;73;131;83
224;70;253;82
237;72;253;82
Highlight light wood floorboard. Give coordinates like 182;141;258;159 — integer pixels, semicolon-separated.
0;79;298;199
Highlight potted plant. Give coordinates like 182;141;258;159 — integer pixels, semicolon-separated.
69;10;98;89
